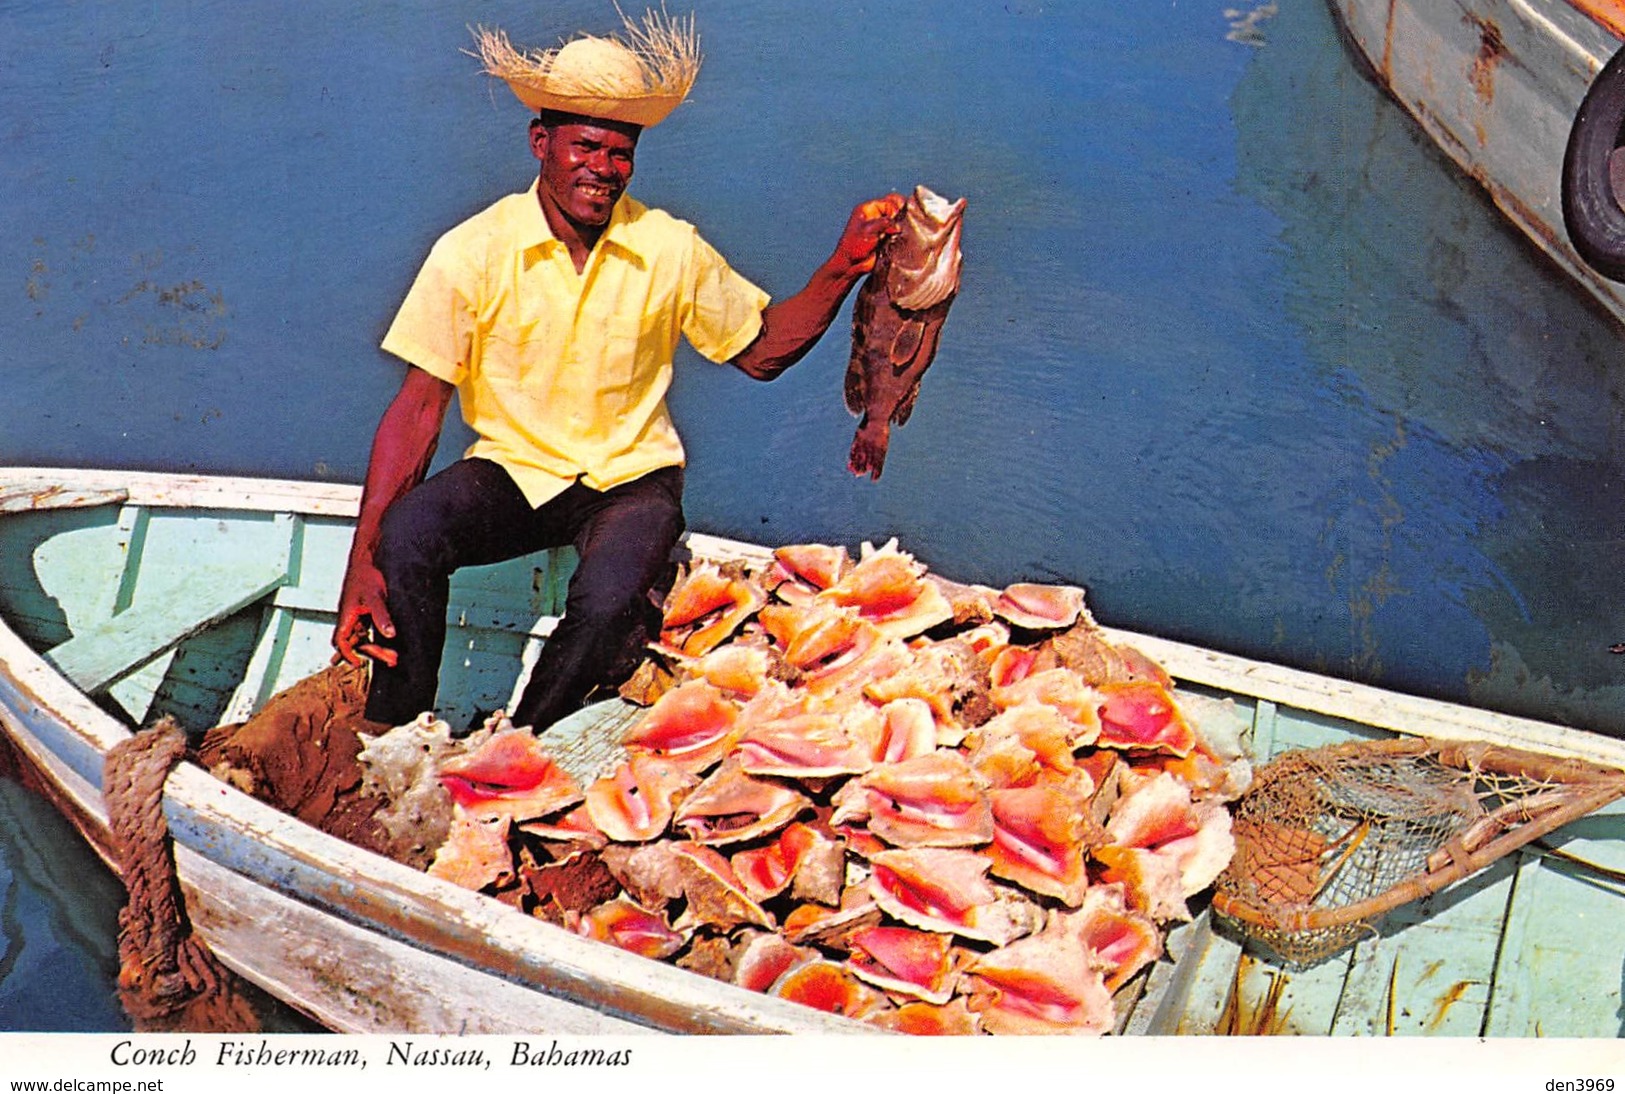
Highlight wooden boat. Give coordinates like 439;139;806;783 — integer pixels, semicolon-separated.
1327;0;1625;325
2;465;1623;1036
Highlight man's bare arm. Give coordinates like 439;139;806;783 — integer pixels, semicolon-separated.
730;195;904;381
332;367;455;666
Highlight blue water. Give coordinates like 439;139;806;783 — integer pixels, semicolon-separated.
4;0;1625;1030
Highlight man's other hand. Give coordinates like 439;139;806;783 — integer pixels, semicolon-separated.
332;562;399;667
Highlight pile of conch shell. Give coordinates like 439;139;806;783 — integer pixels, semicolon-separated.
358;539;1251;1035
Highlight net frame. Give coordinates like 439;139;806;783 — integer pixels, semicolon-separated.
1211;736;1625;964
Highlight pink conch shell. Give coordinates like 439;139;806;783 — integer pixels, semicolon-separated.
1047;622;1135;686
963;924;1115;1036
734;701;881;778
782;899;885;947
844;925;960;1005
830;815;889;859
988;644;1039;689
437;732;583;822
966;731;1046;791
760;602;914;698
673;758;810;845
991;665;1103;732
427;811;513;891
993;582;1087;630
1118;645;1175;689
803;630;912;700
816;539;954;639
669;843;776;931
583;754;697;843
868;998;981;1036
681;642;777;700
1095;680;1196;755
984;778;1098;906
972;703;1084;783
1075;750;1120;809
573;897;688;960
838;751;993;848
768;960;892;1020
1092;845;1192;922
872;697;941;763
1106;770;1205;849
771;543;853;591
730;821;843;904
1056;884;1163;993
1107;770;1236;897
1164;805;1235;897
924;573;1003;626
734;931;817;993
864;640;991;735
759;601;858;664
1142;690;1254;801
517;802;607;849
600;840;687;910
621;679;741;773
658;562;767;656
867;848;1042;945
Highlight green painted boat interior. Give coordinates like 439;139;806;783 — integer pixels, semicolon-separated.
3;494;1622;1036
0;499;575;736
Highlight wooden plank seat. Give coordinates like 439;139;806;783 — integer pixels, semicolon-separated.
45;560;289;694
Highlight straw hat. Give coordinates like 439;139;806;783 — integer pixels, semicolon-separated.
471;9;701;129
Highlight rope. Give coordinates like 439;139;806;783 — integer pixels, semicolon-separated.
103;717;260;1032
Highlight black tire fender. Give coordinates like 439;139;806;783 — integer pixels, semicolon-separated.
1563;42;1625;281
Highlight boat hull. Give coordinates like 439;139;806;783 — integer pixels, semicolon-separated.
2;467;1624;1035
1329;0;1625;324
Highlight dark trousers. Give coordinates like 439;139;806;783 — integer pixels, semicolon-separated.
363;458;684;730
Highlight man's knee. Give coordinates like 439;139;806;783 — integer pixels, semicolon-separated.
373;493;439;579
568;566;661;628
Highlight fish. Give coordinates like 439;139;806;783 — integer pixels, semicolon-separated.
845;185;965;480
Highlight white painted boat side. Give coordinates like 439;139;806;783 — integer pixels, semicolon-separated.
1328;0;1625;326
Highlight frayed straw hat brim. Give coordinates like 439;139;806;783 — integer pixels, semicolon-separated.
471;11;700;129
502;87;689;129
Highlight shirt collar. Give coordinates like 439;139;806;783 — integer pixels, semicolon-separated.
519;178;646;263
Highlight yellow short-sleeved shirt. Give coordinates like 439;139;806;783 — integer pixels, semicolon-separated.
381;181;771;506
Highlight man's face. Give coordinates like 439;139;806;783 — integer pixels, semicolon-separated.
531;119;638;231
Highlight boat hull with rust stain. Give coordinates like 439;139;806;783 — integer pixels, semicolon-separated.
1328;0;1625;323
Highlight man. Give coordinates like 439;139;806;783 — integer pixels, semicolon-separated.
331;15;902;732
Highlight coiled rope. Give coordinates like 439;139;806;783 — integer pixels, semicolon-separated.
103;717;260;1032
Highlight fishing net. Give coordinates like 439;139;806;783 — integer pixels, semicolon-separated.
1212;736;1625;965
